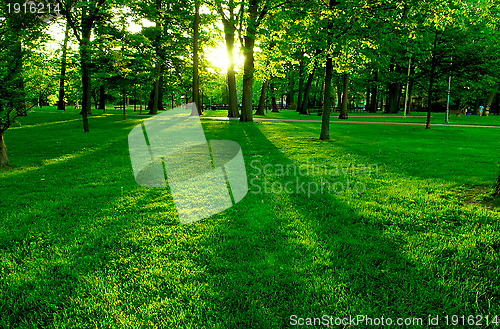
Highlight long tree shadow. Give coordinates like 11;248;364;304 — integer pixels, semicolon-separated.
2;116;498;327
188;121;493;328
0;114;173;326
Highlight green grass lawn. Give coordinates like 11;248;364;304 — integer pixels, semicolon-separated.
200;108;500;126
1;108;500;328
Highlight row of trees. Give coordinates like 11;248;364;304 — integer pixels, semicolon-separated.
1;0;500;166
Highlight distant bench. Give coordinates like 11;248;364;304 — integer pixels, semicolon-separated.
202;105;261;112
114;106;125;109
308;106;365;115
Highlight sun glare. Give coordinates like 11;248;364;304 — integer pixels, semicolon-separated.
207;43;229;71
207;42;243;72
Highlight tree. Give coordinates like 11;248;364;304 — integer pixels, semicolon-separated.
192;0;201;114
0;0;48;166
211;0;240;117
57;22;71;111
58;0;110;132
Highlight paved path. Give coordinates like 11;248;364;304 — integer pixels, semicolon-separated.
200;116;500;129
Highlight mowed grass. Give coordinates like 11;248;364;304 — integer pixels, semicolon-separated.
1;108;500;328
201;108;500;126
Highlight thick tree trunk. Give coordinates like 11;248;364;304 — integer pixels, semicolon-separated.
147;69;165;113
149;63;161;115
98;84;105;111
338;73;349;119
299;69;315;115
320;57;333;140
192;0;201;115
426;31;439;129
149;4;163;115
92;88;98;109
336;81;342;110
80;29;91;132
256;81;267;115
57;22;70;111
158;74;165;111
0;130;9;167
385;63;402;113
368;70;378;113
224;27;239;118
240;2;259;122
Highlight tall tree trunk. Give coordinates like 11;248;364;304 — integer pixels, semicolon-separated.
0;129;9;167
385;62;401;113
158;73;165;111
338;73;349;119
297;56;305;112
299;69;315;115
336;81;342;110
133;84;137;111
98;84;105;111
287;63;293;108
149;63;162;115
57;22;70;111
255;81;267;115
122;88;126;120
217;1;239;117
320;57;333;140
270;77;278;112
139;86;143;115
224;26;239;117
426;31;439;129
240;0;259;122
80;27;92;132
192;0;201;115
149;1;163;115
406;78;413;115
368;70;378;113
313;71;321;106
92;88;98;109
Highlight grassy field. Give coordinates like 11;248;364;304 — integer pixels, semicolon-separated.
1;107;500;328
200;108;500;126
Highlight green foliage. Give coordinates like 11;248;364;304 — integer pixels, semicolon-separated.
0;0;49;130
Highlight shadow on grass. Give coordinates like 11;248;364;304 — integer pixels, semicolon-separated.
191;122;476;328
1;116;499;327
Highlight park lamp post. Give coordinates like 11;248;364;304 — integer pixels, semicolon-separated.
403;55;411;118
445;57;453;124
